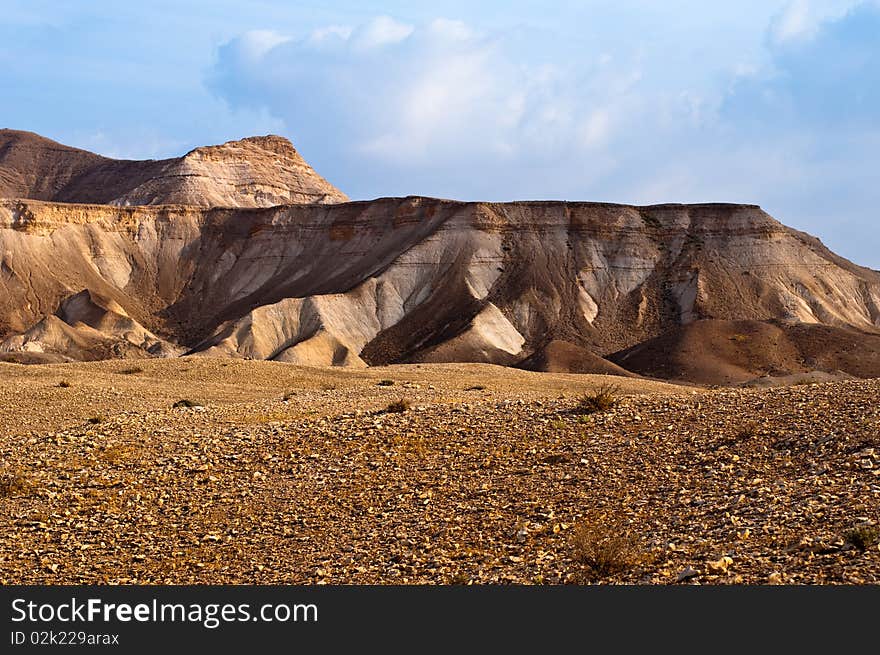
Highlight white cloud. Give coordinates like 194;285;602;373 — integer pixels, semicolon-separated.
578;109;612;148
424;18;474;42
210;17;643;174
306;25;353;47
350;16;414;50
232;30;291;61
770;0;817;43
207;11;880;267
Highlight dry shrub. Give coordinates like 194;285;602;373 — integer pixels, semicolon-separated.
570;513;643;581
846;524;880;551
172;399;201;408
735;421;759;440
574;384;619;415
0;471;31;497
385;398;410;413
96;444;134;465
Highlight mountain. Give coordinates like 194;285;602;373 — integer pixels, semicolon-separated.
0;129;347;207
2;191;879;383
1;131;878;383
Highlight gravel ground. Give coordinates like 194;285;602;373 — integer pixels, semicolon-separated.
0;359;877;584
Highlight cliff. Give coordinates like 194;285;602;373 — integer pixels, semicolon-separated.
0;129;347;207
2;196;878;383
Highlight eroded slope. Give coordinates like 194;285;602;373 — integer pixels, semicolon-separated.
2;197;879;382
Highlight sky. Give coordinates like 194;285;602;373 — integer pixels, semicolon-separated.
2;0;878;267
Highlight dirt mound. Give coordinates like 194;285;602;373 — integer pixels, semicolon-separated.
0;129;347;207
0;289;182;361
609;319;880;385
518;340;636;377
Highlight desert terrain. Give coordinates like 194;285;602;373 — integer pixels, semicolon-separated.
1;131;878;585
1;358;877;584
3;131;880;384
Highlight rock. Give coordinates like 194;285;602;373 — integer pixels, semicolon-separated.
677;567;699;583
706;556;733;574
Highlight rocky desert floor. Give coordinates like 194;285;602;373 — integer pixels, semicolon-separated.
0;358;877;585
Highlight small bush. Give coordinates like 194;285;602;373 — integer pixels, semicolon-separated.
87;415;104;425
845;525;880;551
57;380;71;388
172;399;202;409
97;444;132;464
385;398;410;414
118;367;144;375
574;384;619;415
0;471;30;497
570;515;641;581
735;421;759;440
466;385;487;391
377;379;395;386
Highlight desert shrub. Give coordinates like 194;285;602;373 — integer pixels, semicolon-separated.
0;471;30;497
97;444;132;464
118;367;144;375
735;421;759;440
574;384;619;415
172;399;202;408
57;380;71;388
377;379;395;386
570;515;641;581
87;415;104;425
466;385;487;391
845;524;880;551
385;398;410;414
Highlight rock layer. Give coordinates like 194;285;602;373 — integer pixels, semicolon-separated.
1;196;879;382
0;129;347;207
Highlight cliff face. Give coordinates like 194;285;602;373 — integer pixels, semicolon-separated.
1;130;878;381
0;130;348;207
2;196;879;380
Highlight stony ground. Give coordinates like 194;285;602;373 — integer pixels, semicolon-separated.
0;359;877;584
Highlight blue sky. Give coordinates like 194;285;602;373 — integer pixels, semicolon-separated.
2;1;878;267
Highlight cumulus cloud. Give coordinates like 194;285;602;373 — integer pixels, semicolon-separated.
350;15;413;50
727;2;880;127
717;2;880;266
207;16;647;199
769;0;818;43
207;9;880;267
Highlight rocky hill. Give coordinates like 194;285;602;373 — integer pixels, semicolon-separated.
0;129;348;207
1;192;879;384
